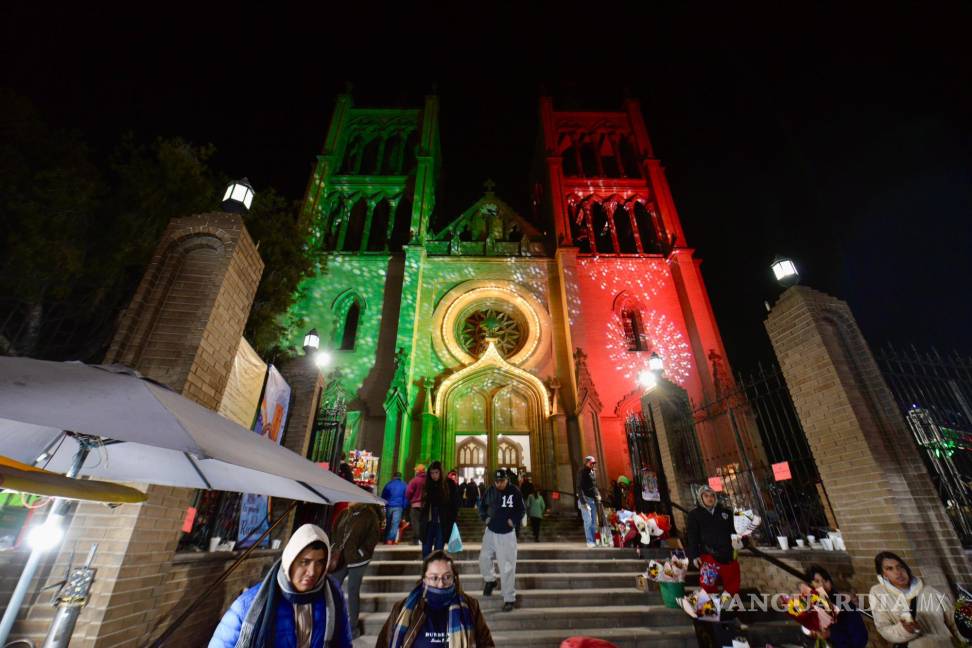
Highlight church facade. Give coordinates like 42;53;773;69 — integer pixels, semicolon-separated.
281;92;739;498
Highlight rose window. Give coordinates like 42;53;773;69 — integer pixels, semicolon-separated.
458;306;525;358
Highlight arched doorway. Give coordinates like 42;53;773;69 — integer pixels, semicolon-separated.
456;436;487;483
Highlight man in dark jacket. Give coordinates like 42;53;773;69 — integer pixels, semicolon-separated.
685;486;740;594
380;471;408;543
575;455;601;548
478;469;525;611
331;503;382;639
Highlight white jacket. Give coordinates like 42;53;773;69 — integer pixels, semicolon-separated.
868;577;962;647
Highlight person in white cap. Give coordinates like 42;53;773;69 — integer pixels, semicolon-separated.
575;455;601;548
478;468;525;611
209;523;353;647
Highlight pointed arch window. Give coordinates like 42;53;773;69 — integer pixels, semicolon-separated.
340;301;361;350
621;307;646;351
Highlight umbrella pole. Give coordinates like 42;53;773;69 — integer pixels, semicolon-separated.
0;441;91;646
149;499;298;648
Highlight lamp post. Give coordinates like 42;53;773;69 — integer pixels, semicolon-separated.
221;178;255;214
303;328;320;355
770;256;800;287
648;351;664;373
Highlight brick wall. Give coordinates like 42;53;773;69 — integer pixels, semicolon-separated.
5;213;266;647
765;286;971;595
738;548;855;595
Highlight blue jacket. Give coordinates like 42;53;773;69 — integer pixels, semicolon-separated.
381;478;408;509
209;575;353;648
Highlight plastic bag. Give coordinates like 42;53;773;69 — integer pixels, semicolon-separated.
447;522;463;554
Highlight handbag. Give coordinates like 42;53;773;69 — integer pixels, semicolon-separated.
447;522;463;554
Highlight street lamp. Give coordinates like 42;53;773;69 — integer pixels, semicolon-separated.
303;328;320;355
648;352;664;373
770;256;800;287
637;369;657;390
221;178;254;213
314;350;333;369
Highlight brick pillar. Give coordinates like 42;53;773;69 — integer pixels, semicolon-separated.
765;286;971;594
14;213;264;647
642;379;697;532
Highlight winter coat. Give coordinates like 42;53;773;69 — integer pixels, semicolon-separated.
381;478;408;509
421;477;460;533
685;504;735;564
869;577;963;648
375;591;494;647
526;493;546;519
575;466;599;502
331;504;381;568
209;575;353;648
405;473;426;508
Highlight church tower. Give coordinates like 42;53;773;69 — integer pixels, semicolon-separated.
286;89;441;459
537;96;746;480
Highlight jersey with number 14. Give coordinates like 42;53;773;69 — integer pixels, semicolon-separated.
479;485;525;535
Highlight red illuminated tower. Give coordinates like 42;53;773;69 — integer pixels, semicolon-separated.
537;96;744;482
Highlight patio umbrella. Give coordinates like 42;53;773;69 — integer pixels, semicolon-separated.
0;357;381;506
0;455;147;503
0;356;382;645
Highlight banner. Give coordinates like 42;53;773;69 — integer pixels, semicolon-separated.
218;338;267;427
237;493;269;548
772;461;792;481
254;365;291;445
640;468;661;501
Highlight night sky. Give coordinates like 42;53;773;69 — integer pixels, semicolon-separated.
4;4;971;371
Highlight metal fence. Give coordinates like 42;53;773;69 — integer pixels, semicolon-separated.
692;364;832;544
877;345;972;544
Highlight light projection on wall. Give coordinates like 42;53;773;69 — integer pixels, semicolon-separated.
577;256;693;386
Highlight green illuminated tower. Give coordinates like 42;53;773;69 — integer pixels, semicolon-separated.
284;90;440;479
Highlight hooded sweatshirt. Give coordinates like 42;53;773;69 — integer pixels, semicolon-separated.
685;488;735;563
281;524;332;646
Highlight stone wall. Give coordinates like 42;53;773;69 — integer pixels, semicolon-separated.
738;548;855;594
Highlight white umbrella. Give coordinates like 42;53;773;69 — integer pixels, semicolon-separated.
0;357;381;505
0;356;383;645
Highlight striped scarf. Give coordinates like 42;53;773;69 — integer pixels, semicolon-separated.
388;584;473;648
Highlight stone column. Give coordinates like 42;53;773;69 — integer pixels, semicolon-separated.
642;379;697;532
14;213;264;647
765;285;971;594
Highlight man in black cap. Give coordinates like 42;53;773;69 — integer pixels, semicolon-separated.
478;468;525;611
575;455;601;548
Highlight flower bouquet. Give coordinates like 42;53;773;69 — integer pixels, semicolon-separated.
679;588;733;621
954;587;972;640
781;584;837;640
733;509;761;537
641;552;690;608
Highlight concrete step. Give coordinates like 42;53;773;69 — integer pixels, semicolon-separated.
369;558;651;575
360;604;688;635
358;587;663;613
353;620;804;648
371;543;669;560
360;571;645;593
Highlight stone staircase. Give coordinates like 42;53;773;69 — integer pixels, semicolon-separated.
351;510;802;647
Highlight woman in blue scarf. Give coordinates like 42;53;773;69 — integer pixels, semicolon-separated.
376;550;494;647
209;524;353;648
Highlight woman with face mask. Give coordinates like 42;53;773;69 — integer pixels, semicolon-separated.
376;549;494;647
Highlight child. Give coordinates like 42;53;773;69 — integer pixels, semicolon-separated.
526;490;546;542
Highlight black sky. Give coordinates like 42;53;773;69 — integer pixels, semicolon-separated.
3;3;971;371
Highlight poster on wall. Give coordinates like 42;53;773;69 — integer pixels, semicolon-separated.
217;338;267;428
237;493;269;548
640;468;661;502
253;365;291;445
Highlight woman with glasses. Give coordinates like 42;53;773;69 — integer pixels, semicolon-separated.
376;549;494;647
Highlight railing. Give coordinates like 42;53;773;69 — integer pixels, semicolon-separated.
877;344;972;545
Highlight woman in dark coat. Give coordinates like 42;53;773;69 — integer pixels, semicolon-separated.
420;460;460;557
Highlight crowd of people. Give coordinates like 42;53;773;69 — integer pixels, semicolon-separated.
209;458;972;648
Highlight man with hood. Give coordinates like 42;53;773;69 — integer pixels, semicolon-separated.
209;523;353;647
685;485;740;595
404;464;427;545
